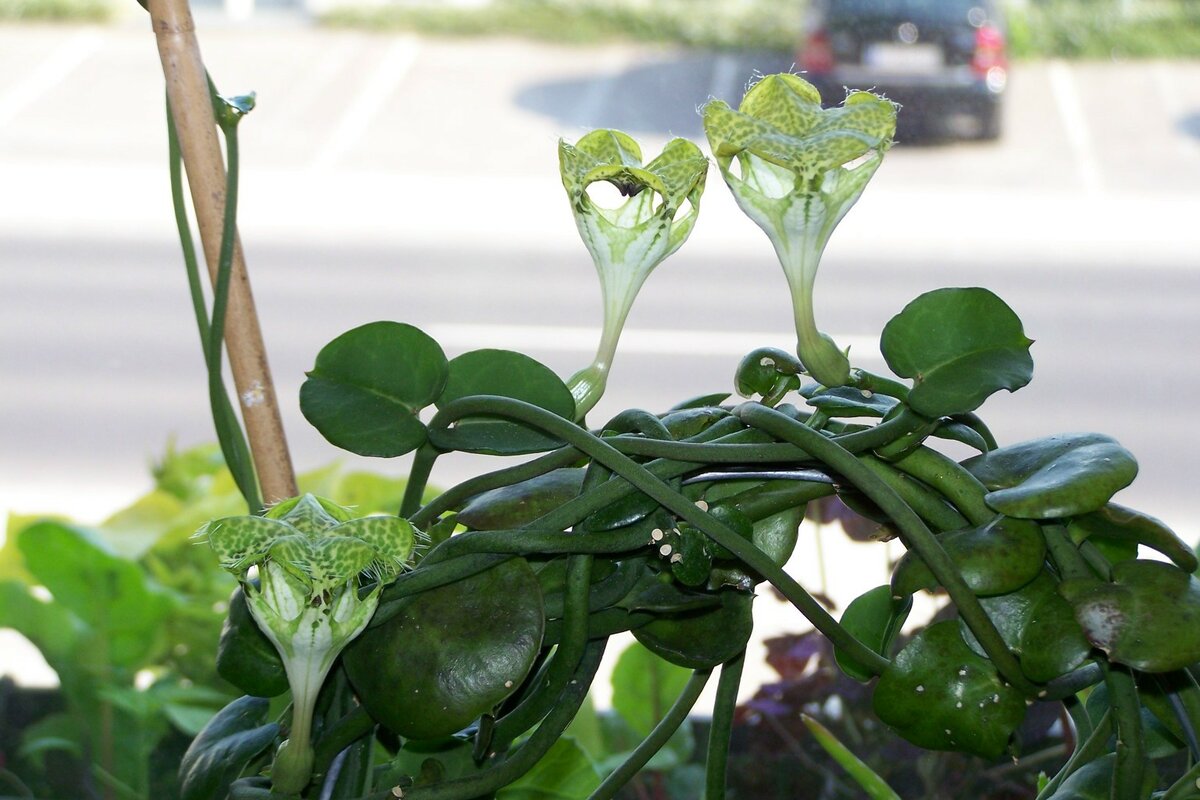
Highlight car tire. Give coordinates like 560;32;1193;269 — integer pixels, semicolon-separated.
977;104;1002;141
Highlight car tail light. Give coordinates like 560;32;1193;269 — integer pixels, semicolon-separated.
971;24;1008;91
971;25;1007;74
800;29;835;74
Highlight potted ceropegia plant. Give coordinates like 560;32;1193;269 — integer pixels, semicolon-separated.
144;5;1200;795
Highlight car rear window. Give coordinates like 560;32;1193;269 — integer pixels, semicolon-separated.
827;0;991;21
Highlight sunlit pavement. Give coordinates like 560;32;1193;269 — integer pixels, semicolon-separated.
3;20;1200;698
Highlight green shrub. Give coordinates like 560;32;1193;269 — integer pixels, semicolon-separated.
1008;0;1200;58
322;0;804;51
0;0;114;22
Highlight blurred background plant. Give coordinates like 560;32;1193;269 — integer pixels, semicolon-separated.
0;444;418;799
7;0;1199;61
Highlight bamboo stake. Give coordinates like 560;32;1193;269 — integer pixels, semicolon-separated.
148;0;297;504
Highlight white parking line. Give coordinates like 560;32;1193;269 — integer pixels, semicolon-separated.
310;35;420;171
0;29;105;130
1047;59;1104;193
424;321;883;361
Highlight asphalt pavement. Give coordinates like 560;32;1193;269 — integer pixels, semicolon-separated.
2;19;1200;691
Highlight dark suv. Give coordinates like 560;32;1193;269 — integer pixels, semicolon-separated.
797;0;1009;139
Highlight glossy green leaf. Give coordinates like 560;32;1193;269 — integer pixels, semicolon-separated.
611;641;693;739
633;590;753;670
806;386;899;418
18;521;174;668
962;433;1138;519
693;503;755;562
179;696;279;800
931;421;989;453
458;469;585;530
660;406;729;439
1017;580;1093;683
668;393;730;411
583;489;659;532
872;621;1026;758
960;569;1058;657
890;516;1045;598
748;506;803;569
735;347;803;398
880;288;1033;417
1040;752;1155;800
344;557;545;740
1069;503;1196;572
300;321;447;457
429;349;575;455
215;585;287;698
835;585;912;682
1061;559;1200;672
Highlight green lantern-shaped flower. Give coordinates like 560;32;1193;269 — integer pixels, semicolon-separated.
197;495;418;795
703;74;897;388
560;130;707;419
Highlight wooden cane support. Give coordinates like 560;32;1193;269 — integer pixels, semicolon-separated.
148;0;297;504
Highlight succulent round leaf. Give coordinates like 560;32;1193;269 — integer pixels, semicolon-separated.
457;469;585;531
835;585;912;682
873;621;1026;758
633;589;753;669
1018;585;1094;683
806;386;900;418
344;558;545;740
216;585;289;698
890;516;1045;598
300;322;447;458
1060;559;1200;672
880;288;1034;418
962;433;1138;519
430;349;576;455
1068;502;1196;571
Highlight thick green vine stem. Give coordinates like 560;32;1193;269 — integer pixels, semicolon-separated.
732;402;1037;694
1104;663;1149;799
426;394;890;677
705;650;746;800
591;669;713;800
167;92;261;513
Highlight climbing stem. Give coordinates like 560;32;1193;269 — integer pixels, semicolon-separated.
705;650;746;800
1104;662;1148;800
426;395;891;678
733;402;1036;694
889;446;994;527
591;669;713;800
